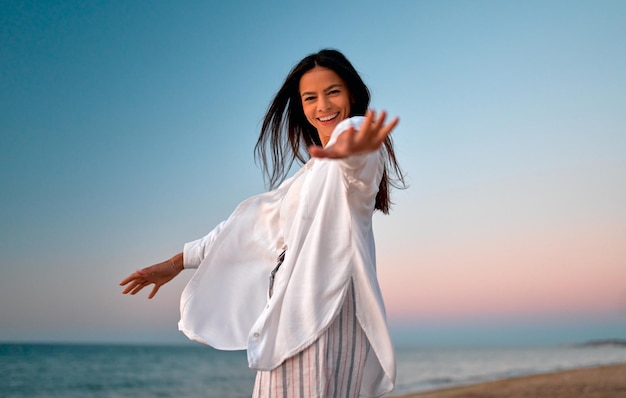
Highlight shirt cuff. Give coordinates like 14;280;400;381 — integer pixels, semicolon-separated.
183;238;205;269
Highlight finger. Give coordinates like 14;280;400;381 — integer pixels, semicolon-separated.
364;109;375;126
127;282;142;295
359;110;376;139
309;125;356;158
309;145;339;159
360;110;388;147
119;272;140;286
378;116;399;141
372;110;387;131
122;283;135;295
148;284;161;299
368;112;396;145
131;281;150;295
308;145;326;158
360;113;396;151
122;279;144;294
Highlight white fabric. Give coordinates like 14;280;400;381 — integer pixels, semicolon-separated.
178;117;396;397
253;282;370;398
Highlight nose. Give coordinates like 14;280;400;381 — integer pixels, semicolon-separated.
317;95;331;112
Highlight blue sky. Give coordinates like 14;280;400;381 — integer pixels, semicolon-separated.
1;1;625;345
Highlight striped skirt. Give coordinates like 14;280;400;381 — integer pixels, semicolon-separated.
252;282;371;398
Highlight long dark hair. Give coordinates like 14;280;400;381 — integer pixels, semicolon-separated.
254;48;405;214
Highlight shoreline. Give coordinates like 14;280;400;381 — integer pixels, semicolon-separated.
393;362;626;398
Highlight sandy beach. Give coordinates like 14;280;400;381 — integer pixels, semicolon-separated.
397;363;626;398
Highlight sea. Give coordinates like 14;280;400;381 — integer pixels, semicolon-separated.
1;342;625;397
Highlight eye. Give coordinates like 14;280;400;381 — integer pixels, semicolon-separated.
303;95;316;102
328;89;340;95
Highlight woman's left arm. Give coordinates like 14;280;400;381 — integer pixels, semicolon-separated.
308;110;398;159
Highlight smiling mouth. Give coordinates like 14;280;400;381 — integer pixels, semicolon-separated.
318;112;339;122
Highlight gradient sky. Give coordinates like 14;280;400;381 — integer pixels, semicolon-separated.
1;1;625;346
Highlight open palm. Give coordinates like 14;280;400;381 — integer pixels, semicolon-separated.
309;110;399;159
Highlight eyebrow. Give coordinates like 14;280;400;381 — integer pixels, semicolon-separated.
300;83;344;98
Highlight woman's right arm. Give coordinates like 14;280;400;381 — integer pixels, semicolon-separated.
119;252;184;299
119;220;228;299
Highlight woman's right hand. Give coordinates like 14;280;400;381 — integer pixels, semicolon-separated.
119;253;184;299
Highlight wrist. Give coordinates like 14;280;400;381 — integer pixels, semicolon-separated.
169;254;184;272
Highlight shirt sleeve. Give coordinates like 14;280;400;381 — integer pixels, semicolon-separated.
327;116;384;190
182;220;227;269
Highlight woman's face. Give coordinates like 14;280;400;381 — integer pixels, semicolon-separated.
299;66;352;147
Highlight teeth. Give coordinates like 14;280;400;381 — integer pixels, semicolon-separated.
319;113;339;122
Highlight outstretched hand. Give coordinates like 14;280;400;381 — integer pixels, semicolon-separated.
309;110;399;159
119;254;183;299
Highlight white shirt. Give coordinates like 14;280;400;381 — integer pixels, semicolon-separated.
178;117;396;397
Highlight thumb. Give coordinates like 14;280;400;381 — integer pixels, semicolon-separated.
148;284;160;299
309;145;330;158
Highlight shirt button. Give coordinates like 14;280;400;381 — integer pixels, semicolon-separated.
253;332;260;339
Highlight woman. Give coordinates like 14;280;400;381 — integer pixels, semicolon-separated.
120;49;405;397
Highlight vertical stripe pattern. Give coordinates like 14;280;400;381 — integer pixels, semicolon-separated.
252;282;370;398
